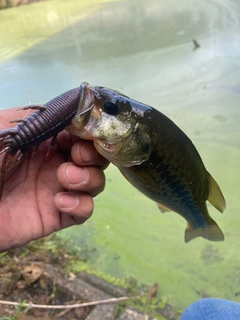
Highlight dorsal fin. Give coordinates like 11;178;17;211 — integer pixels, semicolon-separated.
207;172;226;213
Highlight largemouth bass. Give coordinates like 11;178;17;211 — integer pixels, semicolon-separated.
68;82;226;242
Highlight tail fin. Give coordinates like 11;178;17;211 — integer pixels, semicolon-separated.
185;219;224;243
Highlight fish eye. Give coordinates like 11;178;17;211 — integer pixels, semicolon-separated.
103;101;119;115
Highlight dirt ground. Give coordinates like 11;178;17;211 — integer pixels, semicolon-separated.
0;239;91;320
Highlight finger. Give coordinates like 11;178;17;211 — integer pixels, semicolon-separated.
71;140;109;169
57;163;106;197
56;131;74;151
54;192;93;224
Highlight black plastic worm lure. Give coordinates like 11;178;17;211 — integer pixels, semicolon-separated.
0;85;85;200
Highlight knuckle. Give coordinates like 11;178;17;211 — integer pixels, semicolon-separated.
73;195;94;220
88;169;106;194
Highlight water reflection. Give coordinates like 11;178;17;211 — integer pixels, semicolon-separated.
0;0;240;311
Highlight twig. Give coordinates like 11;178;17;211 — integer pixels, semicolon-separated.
0;296;139;309
54;299;82;318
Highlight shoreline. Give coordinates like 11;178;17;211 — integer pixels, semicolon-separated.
0;0;43;10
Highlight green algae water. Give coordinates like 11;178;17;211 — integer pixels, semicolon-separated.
0;0;113;63
0;0;240;312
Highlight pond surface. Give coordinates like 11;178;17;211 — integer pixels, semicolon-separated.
0;0;240;311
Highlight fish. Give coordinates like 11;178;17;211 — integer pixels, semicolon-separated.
67;82;226;243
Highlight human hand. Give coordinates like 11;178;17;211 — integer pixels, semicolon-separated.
0;107;109;252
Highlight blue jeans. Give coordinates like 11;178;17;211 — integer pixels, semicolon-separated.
180;298;240;320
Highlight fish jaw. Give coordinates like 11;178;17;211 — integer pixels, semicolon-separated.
74;82;95;123
73;109;151;167
93;136;151;167
69;86;152;167
66;82;97;135
72;105;102;139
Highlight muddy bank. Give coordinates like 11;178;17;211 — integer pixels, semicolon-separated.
0;0;43;10
0;236;181;319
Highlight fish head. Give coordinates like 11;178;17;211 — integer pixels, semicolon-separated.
70;83;152;167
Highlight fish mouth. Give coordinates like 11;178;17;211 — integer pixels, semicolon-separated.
73;110;122;163
94;134;138;166
93;139;122;164
70;83;100;137
75;105;101;139
95;139;118;153
77;82;94;116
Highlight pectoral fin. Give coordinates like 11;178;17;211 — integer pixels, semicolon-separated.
207;172;226;213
